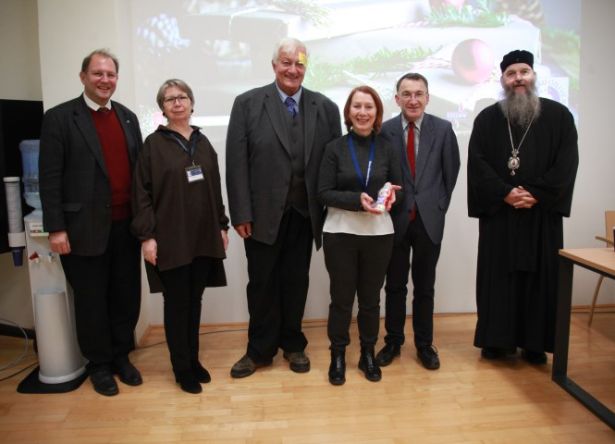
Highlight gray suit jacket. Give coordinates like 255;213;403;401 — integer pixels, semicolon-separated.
226;82;341;249
381;113;460;244
39;96;143;255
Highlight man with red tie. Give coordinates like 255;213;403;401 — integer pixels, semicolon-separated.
39;49;143;396
377;73;460;370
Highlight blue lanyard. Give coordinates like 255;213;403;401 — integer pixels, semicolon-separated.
347;134;375;191
169;133;197;159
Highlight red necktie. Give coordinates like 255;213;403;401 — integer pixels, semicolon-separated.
407;123;417;221
407;123;416;178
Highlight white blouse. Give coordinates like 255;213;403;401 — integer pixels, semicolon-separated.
323;207;394;236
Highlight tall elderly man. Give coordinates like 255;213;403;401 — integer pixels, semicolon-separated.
467;50;578;364
39;49;143;396
376;73;460;370
226;38;341;378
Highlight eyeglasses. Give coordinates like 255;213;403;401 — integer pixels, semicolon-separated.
163;95;190;104
399;91;427;101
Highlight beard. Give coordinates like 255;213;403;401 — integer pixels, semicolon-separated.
499;80;541;127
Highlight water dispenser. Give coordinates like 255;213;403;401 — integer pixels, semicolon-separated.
3;139;87;393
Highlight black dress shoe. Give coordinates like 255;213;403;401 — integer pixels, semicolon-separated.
191;361;211;383
358;348;382;382
175;370;202;394
90;369;119;396
112;360;143;386
480;347;517;360
283;351;310;373
230;354;273;378
328;350;346;386
375;343;401;367
521;349;547;365
417;346;440;370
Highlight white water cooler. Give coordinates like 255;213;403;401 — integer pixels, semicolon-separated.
23;209;86;384
4;139;86;392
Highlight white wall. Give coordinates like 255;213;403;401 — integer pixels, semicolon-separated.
0;0;42;329
570;0;615;303
37;0;136;111
0;0;42;101
29;0;615;328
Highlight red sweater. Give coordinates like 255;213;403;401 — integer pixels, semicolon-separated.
90;108;132;220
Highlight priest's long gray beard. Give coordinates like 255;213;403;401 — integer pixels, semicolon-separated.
499;85;541;127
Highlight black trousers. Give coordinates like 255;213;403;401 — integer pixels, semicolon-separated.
60;219;141;372
158;257;212;374
323;232;394;352
384;213;441;348
244;209;313;361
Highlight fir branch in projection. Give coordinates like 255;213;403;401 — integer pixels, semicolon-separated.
304;47;438;91
426;0;509;28
270;0;330;26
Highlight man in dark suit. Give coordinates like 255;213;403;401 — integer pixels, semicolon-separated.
39;49;143;396
376;73;460;370
226;37;341;378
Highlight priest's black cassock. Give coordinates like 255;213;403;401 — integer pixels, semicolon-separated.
467;97;578;353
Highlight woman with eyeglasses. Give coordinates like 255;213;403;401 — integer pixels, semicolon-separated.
131;79;229;394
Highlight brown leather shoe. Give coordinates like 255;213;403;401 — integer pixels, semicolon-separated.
283;351;310;373
230;354;272;378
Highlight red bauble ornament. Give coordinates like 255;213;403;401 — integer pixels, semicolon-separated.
451;39;494;84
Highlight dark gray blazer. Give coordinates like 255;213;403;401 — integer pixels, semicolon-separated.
39;96;143;255
226;82;341;249
381;113;460;244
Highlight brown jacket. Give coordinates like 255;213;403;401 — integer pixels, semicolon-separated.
131;125;228;291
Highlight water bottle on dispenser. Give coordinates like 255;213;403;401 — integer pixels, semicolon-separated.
19;139;42;212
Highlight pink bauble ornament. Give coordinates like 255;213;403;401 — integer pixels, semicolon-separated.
442;0;465;10
451;39;494;84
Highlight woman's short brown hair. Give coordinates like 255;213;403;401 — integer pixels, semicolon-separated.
343;85;384;134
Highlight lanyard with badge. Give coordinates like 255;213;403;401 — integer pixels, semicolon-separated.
347;134;375;191
169;132;204;183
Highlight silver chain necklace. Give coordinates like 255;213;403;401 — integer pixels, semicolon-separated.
506;113;534;176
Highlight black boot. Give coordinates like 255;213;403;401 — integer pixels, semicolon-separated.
175;370;202;394
191;360;211;383
328;349;346;386
358;347;382;382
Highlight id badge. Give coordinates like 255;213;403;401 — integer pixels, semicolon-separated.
186;164;204;183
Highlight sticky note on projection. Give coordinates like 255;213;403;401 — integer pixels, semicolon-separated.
298;51;307;66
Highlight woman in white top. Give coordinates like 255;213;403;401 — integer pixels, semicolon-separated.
318;85;402;385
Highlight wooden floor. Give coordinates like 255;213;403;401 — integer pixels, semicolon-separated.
1;312;614;443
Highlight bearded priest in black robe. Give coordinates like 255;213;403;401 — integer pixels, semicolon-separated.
467;50;579;364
